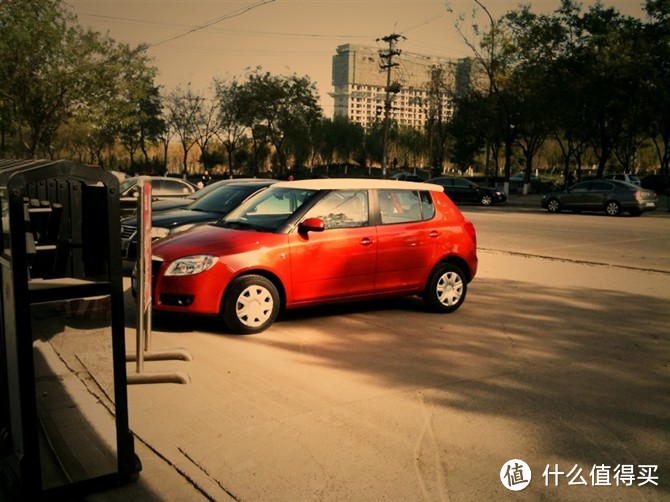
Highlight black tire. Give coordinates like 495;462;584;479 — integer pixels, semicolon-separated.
546;198;561;213
423;263;467;313
605;200;621;216
222;275;280;334
481;194;493;206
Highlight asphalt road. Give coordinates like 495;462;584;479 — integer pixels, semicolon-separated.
43;208;670;501
463;206;670;273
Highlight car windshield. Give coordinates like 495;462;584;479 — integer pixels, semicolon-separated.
119;178;137;192
189;185;263;214
220;186;317;231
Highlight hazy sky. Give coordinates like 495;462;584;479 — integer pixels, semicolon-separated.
68;1;647;115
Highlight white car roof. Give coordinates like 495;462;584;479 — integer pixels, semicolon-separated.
273;178;443;192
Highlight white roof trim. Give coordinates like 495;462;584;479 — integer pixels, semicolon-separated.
273;178;443;192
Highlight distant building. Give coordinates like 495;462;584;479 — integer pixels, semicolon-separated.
330;44;467;130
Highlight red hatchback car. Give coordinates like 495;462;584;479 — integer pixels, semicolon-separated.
148;179;478;334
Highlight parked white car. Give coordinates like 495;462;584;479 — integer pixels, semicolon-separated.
601;173;641;186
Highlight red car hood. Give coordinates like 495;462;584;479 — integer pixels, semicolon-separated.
151;224;279;261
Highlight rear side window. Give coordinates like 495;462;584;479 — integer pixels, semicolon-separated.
379;190;434;224
419;191;436;219
154;179;192;196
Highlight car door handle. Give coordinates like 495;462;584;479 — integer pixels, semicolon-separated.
360;237;375;246
429;230;440;238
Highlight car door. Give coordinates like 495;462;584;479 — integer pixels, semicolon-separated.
584;181;615;210
375;189;439;293
288;190;377;304
560;181;591;210
453;178;480;203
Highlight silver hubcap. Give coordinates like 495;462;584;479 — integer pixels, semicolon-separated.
436;271;464;306
548;200;559;212
606;203;618;215
236;285;274;327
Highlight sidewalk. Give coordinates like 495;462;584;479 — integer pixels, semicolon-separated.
1;304;212;501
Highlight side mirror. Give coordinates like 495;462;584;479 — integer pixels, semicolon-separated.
299;217;325;233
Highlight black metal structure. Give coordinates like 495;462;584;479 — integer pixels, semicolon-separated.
0;160;140;499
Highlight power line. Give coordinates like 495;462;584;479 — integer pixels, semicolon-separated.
146;0;277;49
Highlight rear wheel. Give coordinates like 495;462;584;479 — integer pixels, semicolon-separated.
546;198;561;213
222;275;279;334
605;200;621;216
423;263;467;313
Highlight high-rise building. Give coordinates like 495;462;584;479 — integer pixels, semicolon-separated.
330;44;461;130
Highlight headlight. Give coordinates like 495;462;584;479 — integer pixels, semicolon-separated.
165;255;218;276
151;227;170;240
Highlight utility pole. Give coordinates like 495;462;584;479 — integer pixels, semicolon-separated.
377;33;404;178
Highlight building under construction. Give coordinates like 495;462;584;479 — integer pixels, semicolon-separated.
330;43;469;130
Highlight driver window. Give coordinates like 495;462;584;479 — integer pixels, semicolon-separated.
306;190;369;229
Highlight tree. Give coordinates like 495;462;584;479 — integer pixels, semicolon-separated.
236;68;323;177
644;0;670;174
0;0;159;159
563;3;644;176
214;77;247;175
449;93;488;172
501;6;561;192
112;48;164;171
193;86;222;168
165;84;203;175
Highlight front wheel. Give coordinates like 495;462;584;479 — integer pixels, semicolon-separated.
222;275;280;334
423;263;467;313
480;194;493;206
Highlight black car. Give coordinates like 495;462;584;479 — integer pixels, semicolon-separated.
641;173;670;195
119;176;198;217
121;179;277;259
425;176;507;206
391;172;425;182
147;178;267;214
541;179;658;216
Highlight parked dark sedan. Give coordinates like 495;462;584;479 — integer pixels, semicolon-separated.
119;176;198;217
425;176;507;206
121;179;277;259
541;180;657;216
147;178;269;214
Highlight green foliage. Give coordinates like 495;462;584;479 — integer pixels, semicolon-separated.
234;68;323;176
0;0;161;161
451;0;670;177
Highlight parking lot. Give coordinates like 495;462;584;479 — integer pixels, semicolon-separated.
40;206;670;501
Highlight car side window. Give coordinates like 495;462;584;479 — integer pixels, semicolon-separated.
154;179;191;196
151;180;168;195
590;181;613;191
306;190;369;229
452;178;470;188
379;190;427;224
420;191;436;220
571;182;590;193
